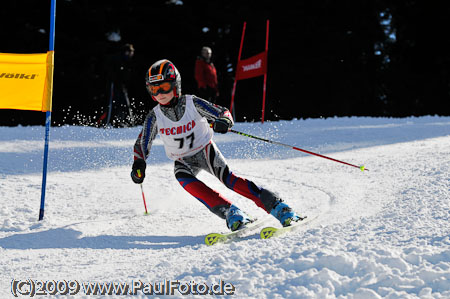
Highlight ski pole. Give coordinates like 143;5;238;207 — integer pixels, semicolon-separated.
137;170;149;214
229;129;368;171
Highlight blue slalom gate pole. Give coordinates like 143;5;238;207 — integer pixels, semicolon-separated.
39;112;51;220
39;0;56;221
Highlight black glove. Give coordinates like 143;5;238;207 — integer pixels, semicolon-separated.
213;117;232;134
131;159;146;184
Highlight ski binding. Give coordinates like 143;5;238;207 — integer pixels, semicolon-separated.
205;217;269;246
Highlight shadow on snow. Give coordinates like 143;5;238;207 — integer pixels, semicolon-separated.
0;227;206;250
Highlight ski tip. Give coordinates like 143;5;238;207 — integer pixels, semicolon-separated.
205;233;226;246
260;227;277;239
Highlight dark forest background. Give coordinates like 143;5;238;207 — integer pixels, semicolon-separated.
1;0;450;126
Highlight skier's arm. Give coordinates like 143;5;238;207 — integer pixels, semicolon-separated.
133;110;158;160
131;110;158;183
193;96;233;123
193;96;233;134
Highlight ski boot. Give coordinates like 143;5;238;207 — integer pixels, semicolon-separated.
270;200;303;227
226;205;252;231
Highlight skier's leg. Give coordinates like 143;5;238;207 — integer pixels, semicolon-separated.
174;160;231;219
203;142;279;213
200;142;303;226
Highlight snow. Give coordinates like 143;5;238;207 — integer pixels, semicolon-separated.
1;116;449;298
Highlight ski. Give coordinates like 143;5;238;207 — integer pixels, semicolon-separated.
205;217;270;246
260;215;319;239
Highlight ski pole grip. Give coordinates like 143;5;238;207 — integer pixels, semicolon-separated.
137;169;142;178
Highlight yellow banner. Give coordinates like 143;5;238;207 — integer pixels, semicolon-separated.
0;51;54;112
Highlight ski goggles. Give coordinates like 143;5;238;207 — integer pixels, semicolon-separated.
146;81;174;96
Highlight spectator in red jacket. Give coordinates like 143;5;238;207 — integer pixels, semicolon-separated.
194;46;219;103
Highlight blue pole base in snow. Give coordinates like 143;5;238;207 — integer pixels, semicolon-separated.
39;111;51;221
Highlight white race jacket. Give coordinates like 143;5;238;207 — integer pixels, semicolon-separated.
154;95;213;160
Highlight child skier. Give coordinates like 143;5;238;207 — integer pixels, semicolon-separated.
131;59;303;231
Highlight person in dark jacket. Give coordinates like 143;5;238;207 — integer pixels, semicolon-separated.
100;43;136;127
194;47;219;104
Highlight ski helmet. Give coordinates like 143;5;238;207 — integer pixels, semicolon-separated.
145;59;181;100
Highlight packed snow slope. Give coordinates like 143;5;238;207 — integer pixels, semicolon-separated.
1;116;449;298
